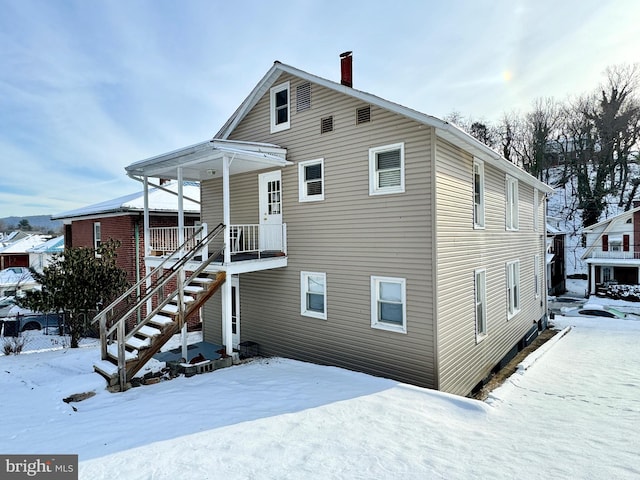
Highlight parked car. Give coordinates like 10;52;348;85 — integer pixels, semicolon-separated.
548;296;585;314
0;296;16;318
16;313;65;332
561;304;639;320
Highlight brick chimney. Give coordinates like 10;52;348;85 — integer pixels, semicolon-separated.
340;51;352;88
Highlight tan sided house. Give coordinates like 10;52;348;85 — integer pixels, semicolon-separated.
96;55;553;396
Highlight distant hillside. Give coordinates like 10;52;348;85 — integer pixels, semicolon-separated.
0;215;63;233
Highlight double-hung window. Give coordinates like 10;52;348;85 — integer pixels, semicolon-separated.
93;222;101;257
473;159;485;228
301;272;326;319
506;176;519;230
506;260;520;318
369;143;405;195
475;269;487;341
298;158;324;202
371;276;406;333
270;82;290;133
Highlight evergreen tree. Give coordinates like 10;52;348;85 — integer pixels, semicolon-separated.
18;239;129;348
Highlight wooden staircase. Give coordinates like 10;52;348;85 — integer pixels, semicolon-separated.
93;223;226;391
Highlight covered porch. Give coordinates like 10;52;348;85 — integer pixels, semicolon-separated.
585;257;640;295
125;139;291;357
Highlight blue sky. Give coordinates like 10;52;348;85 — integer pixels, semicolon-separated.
1;0;639;217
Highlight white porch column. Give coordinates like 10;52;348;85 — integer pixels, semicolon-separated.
590;263;596;295
143;177;153;317
221;276;233;355
177;167;185;251
222;155;231;264
221;155;233;356
177;167;188;360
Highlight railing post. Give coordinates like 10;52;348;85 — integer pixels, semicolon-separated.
201;223;208;260
99;313;107;360
118;319;126;390
282;223;287;255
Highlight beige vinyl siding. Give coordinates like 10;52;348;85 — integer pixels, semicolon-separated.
435;137;546;396
202;72;437;388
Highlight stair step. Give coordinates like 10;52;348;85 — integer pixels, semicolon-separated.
168;295;195;304
184;285;204;294
160;304;180;315
94;360;118;378
138;325;162;338
126;336;151;350
107;344;138;361
149;314;175;327
189;276;214;284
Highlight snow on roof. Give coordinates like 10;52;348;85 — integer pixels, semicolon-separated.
28;235;64;254
0;267;35;286
52;181;200;220
0;234;49;254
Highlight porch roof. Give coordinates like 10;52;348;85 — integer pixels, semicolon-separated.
585;258;640;266
125;139;290;181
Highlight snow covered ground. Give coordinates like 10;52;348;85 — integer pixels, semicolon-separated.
1;301;639;479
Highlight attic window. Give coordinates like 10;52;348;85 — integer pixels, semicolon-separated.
296;83;311;112
321;116;334;134
356;105;371;124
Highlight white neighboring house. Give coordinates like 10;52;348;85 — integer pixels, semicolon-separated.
28;236;64;273
0;267;38;298
581;206;640;295
0;233;50;296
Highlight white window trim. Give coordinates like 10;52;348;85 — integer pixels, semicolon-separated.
371;276;407;334
300;271;327;320
534;254;541;298
506;175;519;231
369;142;405;195
475;269;487;342
93;222;101;257
473;159;485;229
270;81;290;133
298;158;324;202
506;260;520;319
533;189;539;232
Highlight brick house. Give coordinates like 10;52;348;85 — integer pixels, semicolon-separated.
52;181;201;326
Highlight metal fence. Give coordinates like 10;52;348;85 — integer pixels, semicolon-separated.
0;312;99;355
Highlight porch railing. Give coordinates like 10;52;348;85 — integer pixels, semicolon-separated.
148;226;201;255
230;224;287;255
148;223;287;258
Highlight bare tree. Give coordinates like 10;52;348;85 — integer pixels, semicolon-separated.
558;64;640;227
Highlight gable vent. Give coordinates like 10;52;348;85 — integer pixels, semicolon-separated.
321;116;334;134
356;105;371;124
296;83;311;112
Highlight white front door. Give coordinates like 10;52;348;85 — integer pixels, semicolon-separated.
231;276;240;348
258;170;283;251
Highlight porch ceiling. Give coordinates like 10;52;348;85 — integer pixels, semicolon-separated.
125;139;290;181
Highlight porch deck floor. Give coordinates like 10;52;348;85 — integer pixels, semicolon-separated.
153;341;223;364
213;251;285;262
